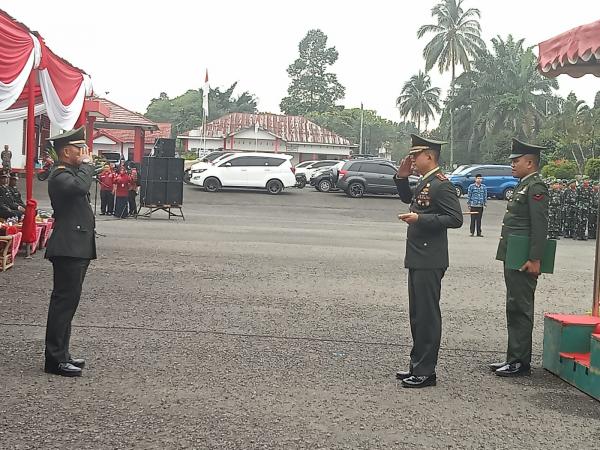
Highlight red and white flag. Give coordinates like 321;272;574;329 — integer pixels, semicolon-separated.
202;69;209;117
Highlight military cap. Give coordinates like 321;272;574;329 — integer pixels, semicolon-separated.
409;134;446;155
509;139;546;159
47;126;87;150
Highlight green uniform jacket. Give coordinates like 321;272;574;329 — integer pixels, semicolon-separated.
496;172;548;262
45;163;97;260
395;169;463;269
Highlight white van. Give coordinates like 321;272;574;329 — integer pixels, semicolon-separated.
190;152;296;194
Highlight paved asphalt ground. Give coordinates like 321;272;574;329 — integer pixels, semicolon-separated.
1;179;599;449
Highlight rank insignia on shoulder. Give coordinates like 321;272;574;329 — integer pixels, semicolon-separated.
533;193;545;201
435;173;447;181
56;165;66;169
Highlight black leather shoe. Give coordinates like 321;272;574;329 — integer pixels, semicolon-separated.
44;362;82;377
401;374;436;388
494;362;530;377
68;358;85;369
489;361;508;372
395;369;412;380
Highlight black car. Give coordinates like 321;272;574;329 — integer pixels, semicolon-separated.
310;167;339;192
335;160;419;198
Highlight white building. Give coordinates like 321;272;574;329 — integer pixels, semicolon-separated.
178;112;356;164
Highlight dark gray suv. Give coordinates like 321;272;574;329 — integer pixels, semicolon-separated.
335;160;400;198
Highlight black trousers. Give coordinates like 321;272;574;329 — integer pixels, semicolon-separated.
469;206;484;235
100;190;114;214
114;196;128;218
407;268;446;376
45;257;90;364
128;190;137;215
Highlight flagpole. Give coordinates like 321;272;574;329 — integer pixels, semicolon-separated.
202;110;206;158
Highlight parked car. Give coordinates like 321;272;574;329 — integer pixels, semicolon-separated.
449;164;517;199
189;152;296;194
310;161;346;192
184;151;233;184
294;160;340;189
335;160;400;197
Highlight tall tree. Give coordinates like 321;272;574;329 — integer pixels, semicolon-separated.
145;83;257;136
417;0;485;81
280;29;345;115
396;71;441;132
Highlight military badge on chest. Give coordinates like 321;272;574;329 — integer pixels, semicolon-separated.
416;183;431;208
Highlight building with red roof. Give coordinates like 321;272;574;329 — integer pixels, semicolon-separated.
178;112;356;163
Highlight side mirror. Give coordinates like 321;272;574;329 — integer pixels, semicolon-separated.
224;162;232;167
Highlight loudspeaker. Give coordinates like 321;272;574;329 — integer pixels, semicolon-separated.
140;156;184;206
154;138;176;157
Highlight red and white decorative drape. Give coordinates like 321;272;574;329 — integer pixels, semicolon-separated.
0;9;92;129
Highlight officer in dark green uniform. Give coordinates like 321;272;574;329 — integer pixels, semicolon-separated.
44;127;97;377
394;134;463;388
491;139;549;377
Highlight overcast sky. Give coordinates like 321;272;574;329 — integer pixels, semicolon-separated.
3;0;599;126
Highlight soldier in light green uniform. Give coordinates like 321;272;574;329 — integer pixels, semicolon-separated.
490;139;549;377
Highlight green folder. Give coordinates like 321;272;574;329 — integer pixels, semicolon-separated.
505;234;557;274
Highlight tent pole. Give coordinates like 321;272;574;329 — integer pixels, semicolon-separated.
26;70;36;201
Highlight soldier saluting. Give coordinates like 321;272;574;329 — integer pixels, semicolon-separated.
44;127;96;377
490;139;549;377
393;134;463;388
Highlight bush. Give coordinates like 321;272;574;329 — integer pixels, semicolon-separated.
584;158;600;179
541;160;578;179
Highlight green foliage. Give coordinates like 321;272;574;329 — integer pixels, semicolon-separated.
145;83;258;136
280;29;345;115
417;0;485;79
396;71;441;132
305;107;417;159
541;160;578;179
584;158;600;179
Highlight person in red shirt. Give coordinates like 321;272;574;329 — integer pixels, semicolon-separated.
98;165;115;215
113;166;131;218
128;167;139;216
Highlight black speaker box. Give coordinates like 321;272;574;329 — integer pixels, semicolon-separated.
167;158;184;181
140;157;184;206
154;138;176;157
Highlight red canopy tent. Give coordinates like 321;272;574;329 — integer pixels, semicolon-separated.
0;9;93;201
538;19;600;400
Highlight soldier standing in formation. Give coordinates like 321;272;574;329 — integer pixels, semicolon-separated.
575;179;592;240
589;182;599;239
562;180;577;238
44;127;97;377
394;134;463;388
491;139;549;377
547;180;562;239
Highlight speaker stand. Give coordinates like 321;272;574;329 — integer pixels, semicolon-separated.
136;204;185;221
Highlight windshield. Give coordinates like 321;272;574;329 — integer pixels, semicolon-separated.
296;161;314;168
204;152;225;162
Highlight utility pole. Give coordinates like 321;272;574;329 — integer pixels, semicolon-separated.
359;103;364;155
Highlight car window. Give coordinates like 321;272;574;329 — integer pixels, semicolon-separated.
378;164;397;175
296;161;314;168
204;152;224;162
223;156;256;167
312;161;335;168
359;163;388;174
266;157;285;166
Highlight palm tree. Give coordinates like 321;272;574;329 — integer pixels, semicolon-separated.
417;0;486;81
396;71;441;132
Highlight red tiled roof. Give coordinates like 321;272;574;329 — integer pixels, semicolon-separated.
184;112;352;146
94;123;171;144
92;97;158;130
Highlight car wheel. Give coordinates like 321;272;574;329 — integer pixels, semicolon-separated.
318;179;332;192
266;179;283;195
454;185;463;197
503;187;514;201
347;182;365;198
295;178;306;189
204;177;221;192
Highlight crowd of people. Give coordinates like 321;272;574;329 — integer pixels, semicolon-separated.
97;162;139;218
0;170;25;220
546;178;599;240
